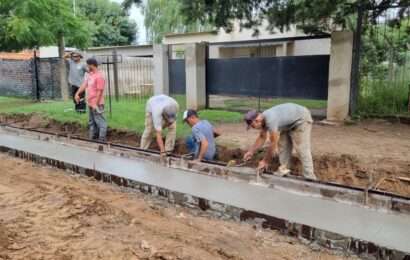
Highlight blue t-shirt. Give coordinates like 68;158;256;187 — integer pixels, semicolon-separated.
192;120;216;160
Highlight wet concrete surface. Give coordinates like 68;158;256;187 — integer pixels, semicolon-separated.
0;129;409;253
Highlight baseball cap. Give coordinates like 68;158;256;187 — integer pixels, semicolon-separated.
182;109;198;122
244;110;258;130
163;106;178;124
86;57;98;67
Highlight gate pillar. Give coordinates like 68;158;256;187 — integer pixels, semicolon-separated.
153;44;169;95
185;42;206;110
327;31;354;121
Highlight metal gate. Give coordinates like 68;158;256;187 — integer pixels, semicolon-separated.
169;59;186;95
206;55;329;99
205;36;330;112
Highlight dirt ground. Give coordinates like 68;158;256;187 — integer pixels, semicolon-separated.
0;154;357;260
0;114;409;196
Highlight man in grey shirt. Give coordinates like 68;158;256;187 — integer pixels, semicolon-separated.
140;95;179;155
64;52;87;113
243;103;316;180
183;109;220;161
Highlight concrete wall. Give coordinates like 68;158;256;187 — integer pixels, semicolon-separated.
292;38;331;56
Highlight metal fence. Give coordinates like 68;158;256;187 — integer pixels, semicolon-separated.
356;5;410;115
99;57;154;101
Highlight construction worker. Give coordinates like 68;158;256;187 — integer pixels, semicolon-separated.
74;58;107;142
243;103;317;180
64;51;87;113
140;95;179;156
183;109;220;162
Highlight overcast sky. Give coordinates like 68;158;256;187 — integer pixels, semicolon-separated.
112;0;147;44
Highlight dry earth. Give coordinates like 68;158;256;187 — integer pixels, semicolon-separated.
0;153;358;260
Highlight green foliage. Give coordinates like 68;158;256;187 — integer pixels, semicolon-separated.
358;79;409;116
76;0;138;47
180;0;409;35
0;0;91;51
143;0;213;43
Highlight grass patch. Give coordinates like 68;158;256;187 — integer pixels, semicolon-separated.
0;95;242;137
216;96;327;111
357;80;409;117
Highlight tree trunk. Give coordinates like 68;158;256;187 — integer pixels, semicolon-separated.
58;33;69;100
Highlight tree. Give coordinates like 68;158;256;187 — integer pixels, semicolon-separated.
76;0;138;46
143;0;213;43
0;0;91;100
122;0;211;43
0;0;90;51
180;0;410;35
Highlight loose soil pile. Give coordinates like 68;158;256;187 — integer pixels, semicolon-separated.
0;154;356;260
1;113;409;197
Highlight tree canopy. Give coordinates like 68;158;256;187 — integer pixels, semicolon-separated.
0;0;90;51
0;0;138;51
143;0;213;43
76;0;138;47
180;0;410;35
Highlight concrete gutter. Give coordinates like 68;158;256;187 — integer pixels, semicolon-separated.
0;126;409;257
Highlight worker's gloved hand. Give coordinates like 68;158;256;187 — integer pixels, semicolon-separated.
257;159;268;172
243;151;253;161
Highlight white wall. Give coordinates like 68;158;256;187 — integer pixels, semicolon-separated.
293;39;331;56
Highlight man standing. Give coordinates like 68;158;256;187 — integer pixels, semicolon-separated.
64;51;87;113
243;103;317;180
74;58;107;142
183;109;220;162
140;95;179;155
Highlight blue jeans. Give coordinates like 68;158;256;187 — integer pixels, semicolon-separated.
185;136;215;160
185;136;199;158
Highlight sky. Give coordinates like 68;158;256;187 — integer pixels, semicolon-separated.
112;0;147;44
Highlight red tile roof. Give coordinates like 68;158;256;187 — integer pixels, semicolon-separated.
0;50;34;60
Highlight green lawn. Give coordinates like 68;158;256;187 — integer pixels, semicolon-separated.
216;96;327;111
0;96;243;137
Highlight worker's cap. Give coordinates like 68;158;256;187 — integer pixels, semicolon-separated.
182;109;198;122
86;57;99;67
244;110;258;130
163;106;178;124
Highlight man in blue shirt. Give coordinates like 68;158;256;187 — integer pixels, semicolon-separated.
183;109;220;162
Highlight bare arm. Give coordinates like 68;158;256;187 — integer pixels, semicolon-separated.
250;130;267;154
155;131;166;154
197;139;209;161
243;130;267;161
264;131;280;162
74;81;87;103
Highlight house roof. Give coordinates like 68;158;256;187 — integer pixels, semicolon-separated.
0;50;34;60
164;31;218;38
87;44;153;51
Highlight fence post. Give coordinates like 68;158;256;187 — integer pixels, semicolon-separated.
113;49;120;102
33;50;40;101
326;31;354;121
185;42;207;110
153;44;169;95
